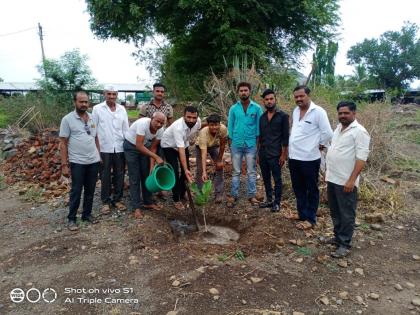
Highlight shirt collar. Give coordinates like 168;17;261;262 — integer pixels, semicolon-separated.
73;110;90;120
339;119;359;132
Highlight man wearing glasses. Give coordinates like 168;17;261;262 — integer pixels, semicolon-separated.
92;85;129;214
59;91;101;231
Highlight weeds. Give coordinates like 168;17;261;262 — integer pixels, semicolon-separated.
218;249;246;262
296;247;312;256
22;186;45;203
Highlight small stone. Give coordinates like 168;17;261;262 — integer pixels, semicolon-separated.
412;255;420;261
295;257;304;263
129;255;137;260
172;280;181;287
336;299;343;305
166;311;178;315
394;284;403;291
338;260;348;268
209;288;219;295
369;293;380;300
405;282;415;288
355;268;364;276
396;225;404;230
241;299;247;305
153;256;159;259
355;296;364;304
250;277;263;283
356;311;363;314
319;296;329;305
353;282;360;287
412;298;420;306
129;259;139;265
213;295;220;300
81;245;87;250
339;291;349;300
86;272;96;278
26;282;33;287
370;224;382;231
292;312;305;315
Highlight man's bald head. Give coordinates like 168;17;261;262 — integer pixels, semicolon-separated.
150;112;166;132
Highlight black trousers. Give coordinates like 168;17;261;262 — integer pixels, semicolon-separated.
327;181;358;249
100;152;125;204
259;155;282;205
68;162;100;221
163;147;190;202
289;158;321;224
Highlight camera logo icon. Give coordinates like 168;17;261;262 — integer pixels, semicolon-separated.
10;287;57;303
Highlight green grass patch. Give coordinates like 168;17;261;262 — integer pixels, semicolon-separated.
394;156;420;170
127;109;138;120
0;111;8;128
296;247;312;256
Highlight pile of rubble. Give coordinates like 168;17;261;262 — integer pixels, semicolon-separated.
1;128;69;199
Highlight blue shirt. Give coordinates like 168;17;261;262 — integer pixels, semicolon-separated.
228;100;263;147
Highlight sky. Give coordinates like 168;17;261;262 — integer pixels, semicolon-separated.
0;0;419;87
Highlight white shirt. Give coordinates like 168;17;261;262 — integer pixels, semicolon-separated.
289;102;333;161
326;120;370;187
92;101;129;153
161;117;201;149
125;117;164;146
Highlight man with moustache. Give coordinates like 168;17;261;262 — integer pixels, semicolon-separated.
60;91;101;231
161;106;201;210
139;83;174;127
288;85;333;230
258;89;289;212
325;101;370;258
92;86;129;214
124;112;166;219
227;82;263;208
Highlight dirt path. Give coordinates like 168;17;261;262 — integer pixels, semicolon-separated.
0;177;419;315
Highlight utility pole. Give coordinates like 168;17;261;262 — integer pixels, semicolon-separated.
38;23;46;75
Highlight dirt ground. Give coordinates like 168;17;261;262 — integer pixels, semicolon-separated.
1;106;420;315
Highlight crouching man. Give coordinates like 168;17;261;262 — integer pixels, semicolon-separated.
325;101;370;258
195;114;227;203
60;91;101;231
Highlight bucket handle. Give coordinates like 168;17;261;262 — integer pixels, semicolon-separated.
152;162;174;173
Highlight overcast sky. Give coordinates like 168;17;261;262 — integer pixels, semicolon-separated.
0;0;419;87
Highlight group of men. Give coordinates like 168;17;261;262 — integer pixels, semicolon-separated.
59;82;370;258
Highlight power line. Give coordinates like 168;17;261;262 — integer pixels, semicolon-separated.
0;26;36;38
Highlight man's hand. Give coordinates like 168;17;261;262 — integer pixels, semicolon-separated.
62;165;70;178
319;144;326;151
185;170;193;183
202;171;208;182
279;155;286;168
155;156;164;165
343;179;356;193
215;160;224;171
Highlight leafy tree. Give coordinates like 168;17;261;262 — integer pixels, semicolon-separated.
37;49;97;91
347;22;420;90
86;0;339;87
311;41;338;87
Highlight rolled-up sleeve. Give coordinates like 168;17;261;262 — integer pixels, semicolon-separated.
355;129;370;161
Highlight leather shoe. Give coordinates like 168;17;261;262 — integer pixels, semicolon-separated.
271;204;280;212
259;201;273;208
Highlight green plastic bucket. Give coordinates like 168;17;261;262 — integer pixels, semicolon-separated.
145;163;176;193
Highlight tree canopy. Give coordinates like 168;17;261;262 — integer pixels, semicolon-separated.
347;22;420;90
86;0;339;82
37;49;97;91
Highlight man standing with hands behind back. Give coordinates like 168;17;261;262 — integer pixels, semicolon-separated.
92;85;129;214
60;91;101;231
288;85;333;230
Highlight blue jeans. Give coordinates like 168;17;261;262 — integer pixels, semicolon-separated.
230;145;257;198
289;158;321;225
68;162;100;222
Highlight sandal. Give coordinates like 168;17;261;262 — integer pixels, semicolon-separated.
115;202;127;211
285;212;300;220
174;202;185;211
248;197;260;206
144;204;163;210
226;196;237;208
296;221;313;230
101;204;111;215
134;209;143;220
